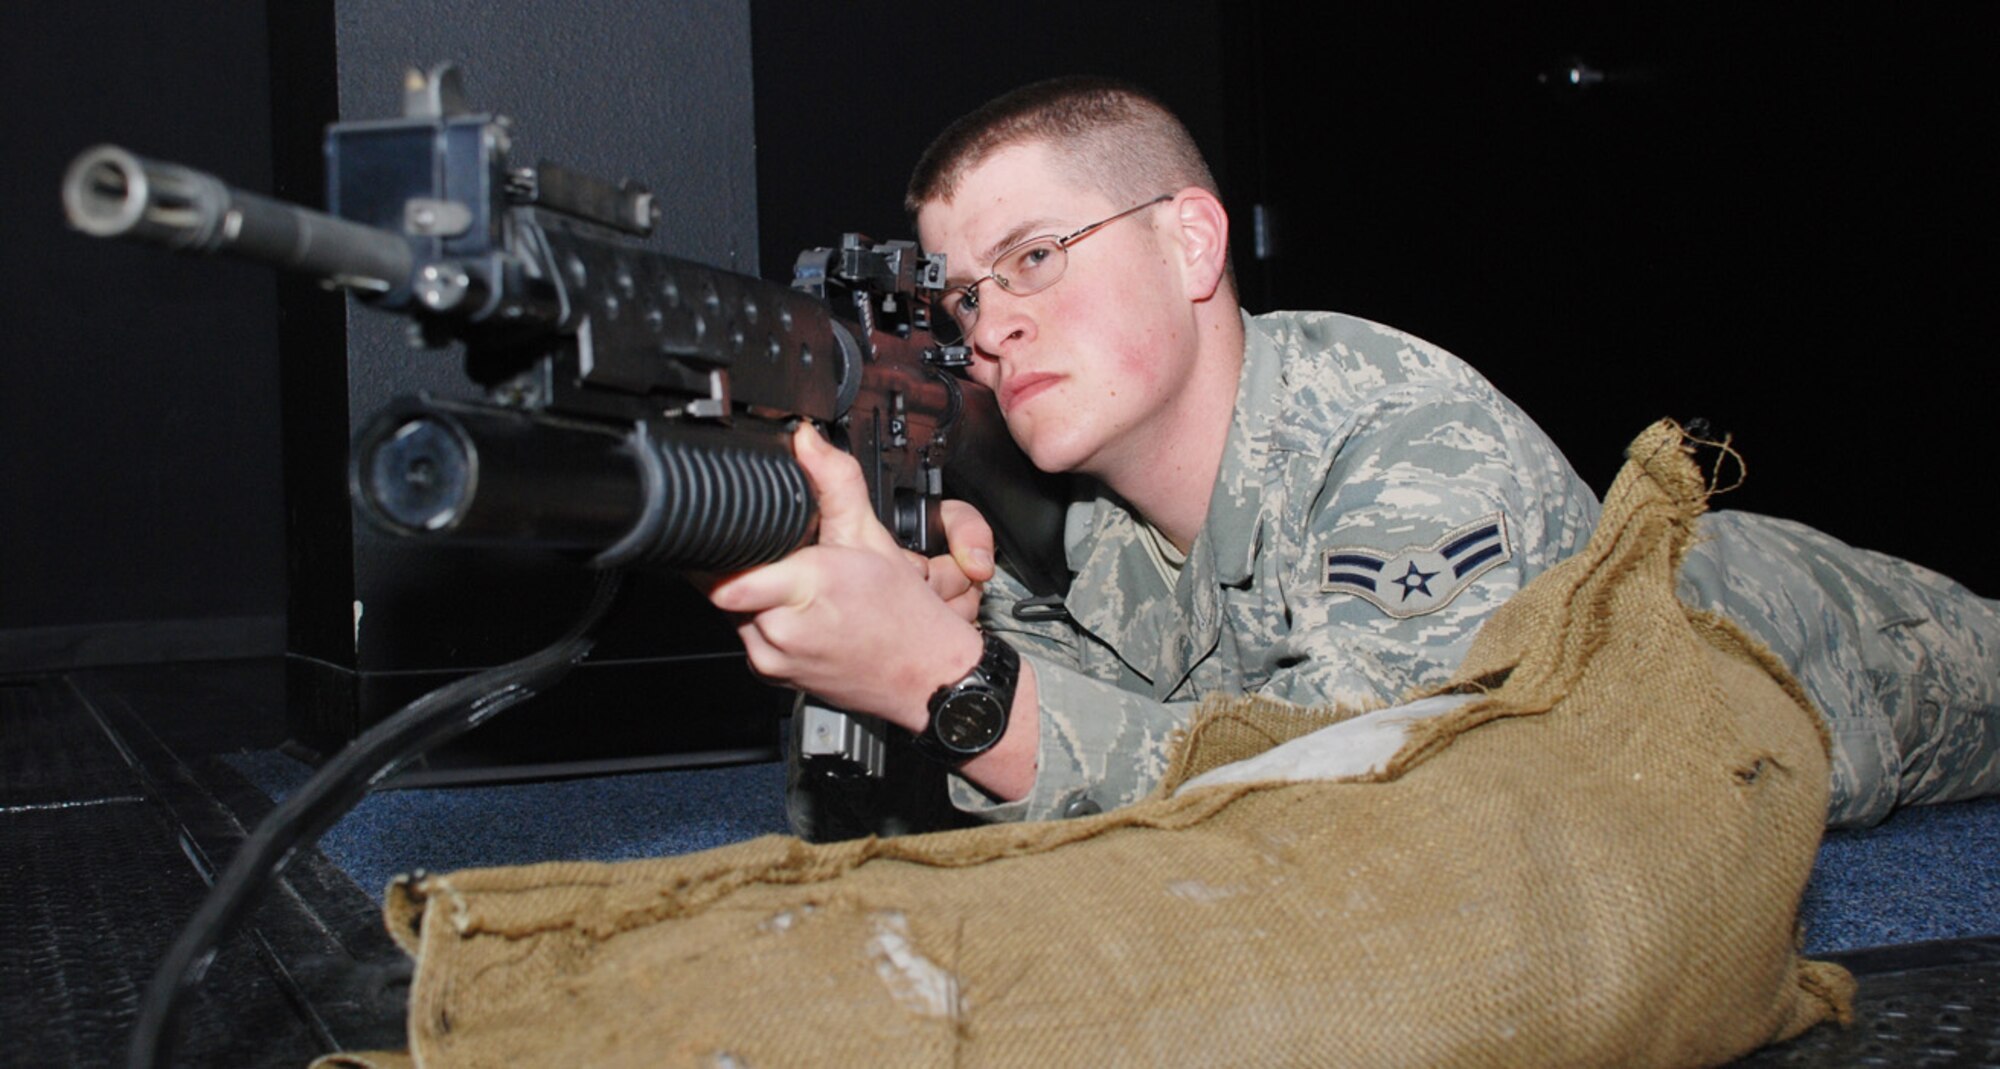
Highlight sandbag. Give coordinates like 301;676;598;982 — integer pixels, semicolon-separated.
326;421;1851;1067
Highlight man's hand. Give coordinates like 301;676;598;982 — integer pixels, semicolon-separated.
928;500;996;621
705;424;984;734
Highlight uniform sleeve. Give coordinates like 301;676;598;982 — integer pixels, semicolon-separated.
1262;386;1595;710
951;385;1597;823
950;564;1206;823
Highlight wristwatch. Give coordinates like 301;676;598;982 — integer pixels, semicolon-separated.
913;632;1020;766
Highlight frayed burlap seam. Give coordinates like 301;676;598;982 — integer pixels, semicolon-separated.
1154;694;1360;791
1797;958;1861;1028
1688;609;1836;762
1376;420;1707;778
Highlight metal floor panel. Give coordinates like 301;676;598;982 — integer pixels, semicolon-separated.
0;670;405;1068
1;797;325;1068
1;676;145;807
1739;938;2000;1068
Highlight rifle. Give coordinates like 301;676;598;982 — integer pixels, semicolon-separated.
62;63;1067;836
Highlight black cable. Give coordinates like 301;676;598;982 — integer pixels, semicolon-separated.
127;570;625;1068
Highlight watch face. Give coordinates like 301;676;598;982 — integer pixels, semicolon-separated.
935;692;1006;754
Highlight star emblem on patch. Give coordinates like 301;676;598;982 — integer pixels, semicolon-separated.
1390;561;1439;600
1320;513;1512;618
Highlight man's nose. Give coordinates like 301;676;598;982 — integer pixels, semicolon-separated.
969;288;1033;357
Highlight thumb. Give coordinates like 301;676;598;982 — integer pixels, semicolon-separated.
940;500;996;582
793;423;901;553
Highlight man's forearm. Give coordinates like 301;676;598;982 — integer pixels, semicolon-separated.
958;657;1040;801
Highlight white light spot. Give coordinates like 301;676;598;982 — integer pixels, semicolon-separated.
867;912;961;1020
761;905;815;933
1167;880;1240;904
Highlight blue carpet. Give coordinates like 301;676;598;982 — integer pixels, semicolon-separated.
227;751;789;900
1799;795;2000;952
229;752;2000;956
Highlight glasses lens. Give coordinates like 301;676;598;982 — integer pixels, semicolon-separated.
947;288;979;336
993;239;1066;297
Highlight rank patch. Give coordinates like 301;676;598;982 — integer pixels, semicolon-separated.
1320;513;1512;618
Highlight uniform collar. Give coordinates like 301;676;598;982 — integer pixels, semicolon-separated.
1057;311;1279;693
1203;310;1283;586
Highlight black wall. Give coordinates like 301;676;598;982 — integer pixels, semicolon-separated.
750;2;1232;288
2;4;284;667
1232;4;1996;594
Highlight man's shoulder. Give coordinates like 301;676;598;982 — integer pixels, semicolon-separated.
1248;309;1488;393
1241;309;1516;454
1240;308;1596;526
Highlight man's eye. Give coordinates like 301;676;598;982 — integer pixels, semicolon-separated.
1020;246;1053;269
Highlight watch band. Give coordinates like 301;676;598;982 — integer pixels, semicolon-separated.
913;632;1020;766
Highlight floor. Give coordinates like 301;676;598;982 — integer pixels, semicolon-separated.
3;662;404;1067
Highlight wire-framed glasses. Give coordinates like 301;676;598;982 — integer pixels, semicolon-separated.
934;193;1173;342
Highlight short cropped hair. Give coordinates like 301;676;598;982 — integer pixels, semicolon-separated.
905;76;1219;217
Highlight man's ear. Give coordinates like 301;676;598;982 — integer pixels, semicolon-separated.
1169;188;1229;302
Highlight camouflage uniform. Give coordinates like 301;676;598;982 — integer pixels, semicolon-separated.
955;310;1999;828
957;310;1600;821
1679;515;2000;826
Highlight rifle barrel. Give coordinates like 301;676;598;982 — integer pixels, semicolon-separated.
62;144;414;292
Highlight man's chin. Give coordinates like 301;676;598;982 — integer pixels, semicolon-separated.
1014;429;1101;479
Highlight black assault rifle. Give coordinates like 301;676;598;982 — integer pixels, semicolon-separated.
64;63;1065;803
64;63;1066;1067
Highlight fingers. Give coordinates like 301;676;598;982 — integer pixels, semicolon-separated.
702;539;983;732
732;616;784;679
791;423;901;554
708;554;813;616
938;582;984;623
792;427;998;585
925;563;979;622
777;427;994;625
710;551;838;679
923;500;993;622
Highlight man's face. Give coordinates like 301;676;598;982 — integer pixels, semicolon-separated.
917;142;1197;479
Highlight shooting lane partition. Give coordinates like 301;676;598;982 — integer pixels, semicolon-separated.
273;0;790;780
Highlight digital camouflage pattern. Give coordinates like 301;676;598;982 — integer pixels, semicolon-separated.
955;310;1998;827
958;310;1599;820
1681;512;2000;826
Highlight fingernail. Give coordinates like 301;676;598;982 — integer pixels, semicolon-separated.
969;548;993;570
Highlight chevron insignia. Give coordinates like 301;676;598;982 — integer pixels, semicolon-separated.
1320;513;1512;619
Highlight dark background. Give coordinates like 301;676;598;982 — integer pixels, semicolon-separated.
1220;4;1994;566
3;4;284;661
4;2;1992;674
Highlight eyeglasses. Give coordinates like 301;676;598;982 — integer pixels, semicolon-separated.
934;194;1173;342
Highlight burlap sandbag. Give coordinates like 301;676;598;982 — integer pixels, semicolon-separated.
329;421;1852;1067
